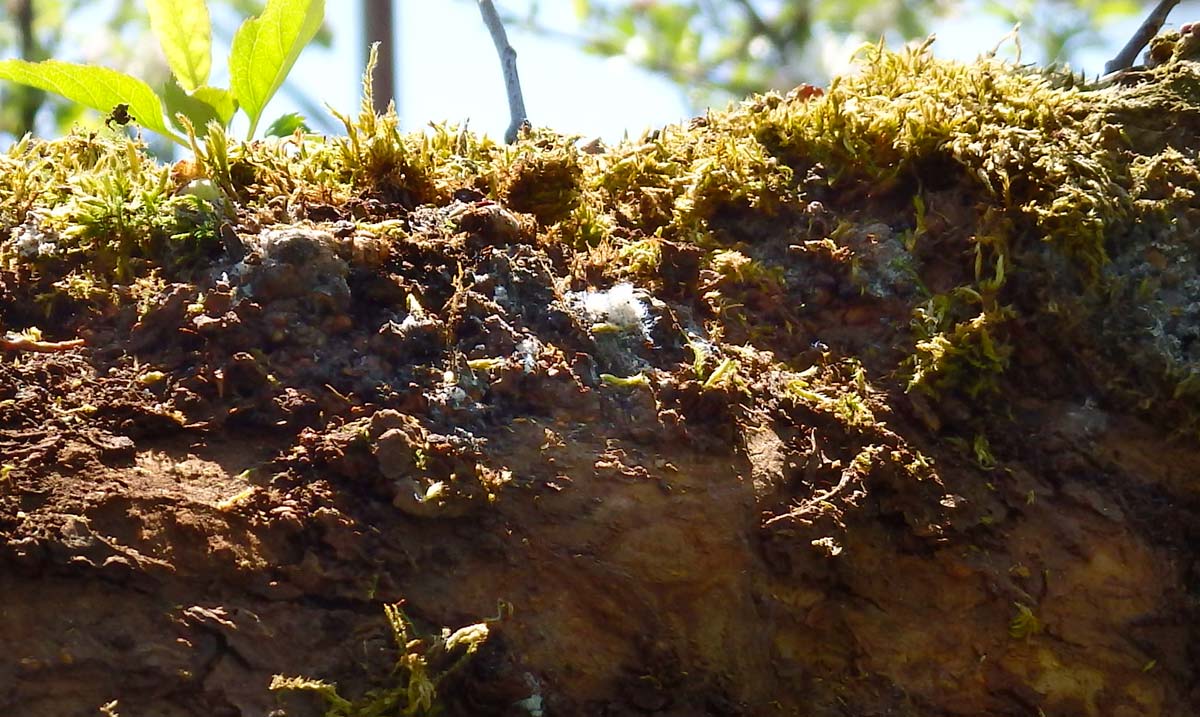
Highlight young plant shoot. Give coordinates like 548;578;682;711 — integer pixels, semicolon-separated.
0;0;325;146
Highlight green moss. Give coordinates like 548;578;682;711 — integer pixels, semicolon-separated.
907;297;1014;399
759;39;1130;269
616;236;663;276
499;135;584;224
781;356;878;427
5;33;1200;433
271;603;495;717
1009;602;1043;639
0;132;221;281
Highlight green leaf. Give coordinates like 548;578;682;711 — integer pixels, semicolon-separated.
0;59;182;143
264;112;309;137
191;86;238;126
147;0;212;92
162;80;237;133
229;0;325;139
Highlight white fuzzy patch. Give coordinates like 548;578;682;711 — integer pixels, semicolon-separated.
582;282;647;329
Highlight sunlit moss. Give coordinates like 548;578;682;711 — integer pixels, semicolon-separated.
0;131;221;281
498;135;584;224
908;301;1014;398
781;355;879;427
1009;602;1043;639
271;603;496;716
4;34;1200;432
617;237;663;276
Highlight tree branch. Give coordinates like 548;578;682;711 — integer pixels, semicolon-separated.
364;0;397;115
1104;0;1180;74
478;0;528;143
730;0;787;56
10;0;45;135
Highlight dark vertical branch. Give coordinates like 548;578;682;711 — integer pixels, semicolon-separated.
10;0;44;135
478;0;528;143
364;0;397;114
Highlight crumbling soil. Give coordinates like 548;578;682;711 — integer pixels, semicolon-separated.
2;49;1200;717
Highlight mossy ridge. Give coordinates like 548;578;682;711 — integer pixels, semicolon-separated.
0;133;220;280
3;37;1200;434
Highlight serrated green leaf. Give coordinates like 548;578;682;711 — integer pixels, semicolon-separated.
229;0;325;139
147;0;212;92
162;80;237;133
264;112;309;137
0;59;183;144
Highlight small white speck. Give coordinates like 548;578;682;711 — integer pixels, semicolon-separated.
517;338;540;373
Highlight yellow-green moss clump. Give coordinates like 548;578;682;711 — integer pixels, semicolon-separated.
4;35;1200;434
271;603;496;717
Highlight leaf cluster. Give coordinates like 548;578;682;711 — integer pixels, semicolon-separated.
0;0;325;147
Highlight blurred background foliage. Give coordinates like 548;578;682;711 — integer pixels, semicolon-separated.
527;0;1145;108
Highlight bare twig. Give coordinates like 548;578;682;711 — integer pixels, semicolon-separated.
477;0;528;143
761;464;856;529
1104;0;1180;74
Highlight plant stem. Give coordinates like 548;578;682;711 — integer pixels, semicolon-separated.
478;0;527;143
364;0;397;115
10;0;44;135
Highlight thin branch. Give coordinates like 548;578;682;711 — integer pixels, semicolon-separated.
730;0;787;56
11;0;45;135
1104;0;1180;74
478;0;528;143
